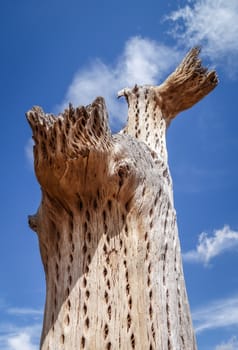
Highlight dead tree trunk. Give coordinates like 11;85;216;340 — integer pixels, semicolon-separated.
27;48;217;350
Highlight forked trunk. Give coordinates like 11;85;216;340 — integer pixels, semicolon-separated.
27;48;217;349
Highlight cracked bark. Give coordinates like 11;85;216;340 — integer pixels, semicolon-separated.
27;48;218;350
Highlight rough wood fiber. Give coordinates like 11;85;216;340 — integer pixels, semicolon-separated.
26;48;218;350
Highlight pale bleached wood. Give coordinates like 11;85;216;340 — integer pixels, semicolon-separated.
26;48;217;350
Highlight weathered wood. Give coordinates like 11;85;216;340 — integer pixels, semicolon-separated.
26;48;218;350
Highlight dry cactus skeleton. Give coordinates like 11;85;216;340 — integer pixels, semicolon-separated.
27;48;218;350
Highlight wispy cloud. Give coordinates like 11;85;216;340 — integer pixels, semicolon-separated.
7;331;38;350
7;307;43;317
167;0;238;74
57;36;180;127
183;225;238;265
0;323;41;350
0;304;42;350
215;337;238;350
192;295;238;333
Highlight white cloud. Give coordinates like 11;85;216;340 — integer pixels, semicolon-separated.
167;0;238;73
7;332;37;350
121;37;178;87
183;225;238;265
57;36;179;127
0;324;41;350
0;304;42;350
192;295;238;333
215;337;238;350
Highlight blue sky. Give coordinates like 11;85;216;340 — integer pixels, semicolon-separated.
1;0;238;349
